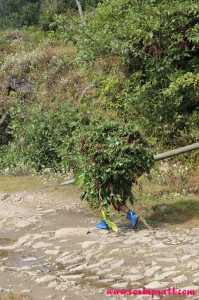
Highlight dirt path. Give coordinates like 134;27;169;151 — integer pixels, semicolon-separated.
0;185;199;300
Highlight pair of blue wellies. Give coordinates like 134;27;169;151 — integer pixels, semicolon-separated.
96;210;138;230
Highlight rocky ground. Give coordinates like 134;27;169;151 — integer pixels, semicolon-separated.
0;185;199;300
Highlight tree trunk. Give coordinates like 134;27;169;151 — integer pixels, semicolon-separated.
0;0;4;18
75;0;85;22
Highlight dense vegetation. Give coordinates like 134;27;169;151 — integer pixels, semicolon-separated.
0;0;101;28
0;0;198;216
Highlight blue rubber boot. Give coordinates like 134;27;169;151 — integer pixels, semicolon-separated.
126;210;138;229
96;219;109;230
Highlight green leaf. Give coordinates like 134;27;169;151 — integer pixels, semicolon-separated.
74;171;84;186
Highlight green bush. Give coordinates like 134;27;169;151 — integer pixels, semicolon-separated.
78;119;154;213
75;0;199;146
0;101;85;173
1;2;40;28
39;0;67;31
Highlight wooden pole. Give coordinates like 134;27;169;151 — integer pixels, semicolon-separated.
154;142;199;161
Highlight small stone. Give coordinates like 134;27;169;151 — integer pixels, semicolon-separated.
0;193;9;201
173;275;188;283
123;275;144;281
60;274;84;281
187;262;199;271
180;285;198;292
190;228;199;236
111;259;124;269
21;290;32;294
123;240;137;245
31;233;50;240
69;263;87;272
55;228;90;238
16;220;32;228
59;251;70;258
151;242;166;249
180;255;191;262
86;261;105;270
47;281;58;288
162;266;176;272
138;230;151;237
109;249;120;254
98;279;114;284
16;235;31;246
145;281;169;289
156;258;177;264
3;289;13;293
19;266;32;271
43;209;56;213
24;241;33;247
107;274;123;280
22;257;37;262
154;271;178;280
26;195;35;201
32;242;53;249
193;278;199;285
58;255;83;265
144;268;156;277
45;296;54;300
136;249;146;254
112;282;129;289
81;241;98;249
36;275;56;284
45;250;60;256
85;276;99;280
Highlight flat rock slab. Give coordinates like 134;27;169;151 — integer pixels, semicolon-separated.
173;275;188;283
145;281;170;289
45;249;60;255
123;275;144;282
190;228;199;236
32;242;53;249
81;241;98;249
35;275;56;284
0;193;9;201
55;227;91;238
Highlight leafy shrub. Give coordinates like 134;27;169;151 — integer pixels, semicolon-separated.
39;0;67;31
1;2;40;28
78;119;154;213
74;0;199;146
0;101;85;173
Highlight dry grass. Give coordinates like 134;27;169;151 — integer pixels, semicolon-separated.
0;294;29;300
0;175;45;193
131;175;199;230
49;44;77;57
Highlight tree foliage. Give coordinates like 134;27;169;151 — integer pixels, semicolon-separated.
76;0;199;145
0;0;101;28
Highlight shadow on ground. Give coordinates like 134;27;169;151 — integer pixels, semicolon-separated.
149;198;199;225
